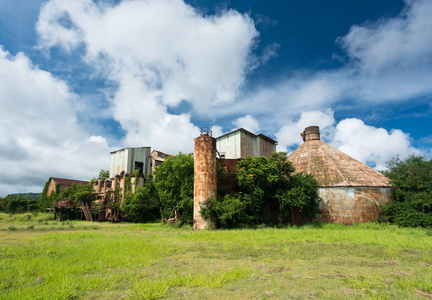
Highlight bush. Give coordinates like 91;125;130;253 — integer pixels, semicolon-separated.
122;177;159;222
380;155;432;228
201;152;320;228
201;195;248;228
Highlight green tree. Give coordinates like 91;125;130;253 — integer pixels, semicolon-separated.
60;183;94;200
380;155;432;227
202;152;320;228
122;177;159;222
6;195;29;214
74;191;95;206
154;153;194;223
99;169;110;178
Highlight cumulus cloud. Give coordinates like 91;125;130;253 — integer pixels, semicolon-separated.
276;109;419;169
210;125;224;138
232;114;260;133
36;0;260;153
0;48;110;196
215;0;432;132
330;119;419;170
276;109;335;151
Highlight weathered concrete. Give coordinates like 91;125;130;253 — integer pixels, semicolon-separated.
317;187;393;224
216;128;277;159
109;147;151;178
194;134;217;229
287;126;393;224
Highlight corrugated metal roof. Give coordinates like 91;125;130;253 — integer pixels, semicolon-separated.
287;139;391;187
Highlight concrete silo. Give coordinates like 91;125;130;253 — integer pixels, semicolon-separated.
193;130;217;229
287;126;393;224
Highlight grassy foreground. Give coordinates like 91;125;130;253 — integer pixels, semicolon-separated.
0;213;432;299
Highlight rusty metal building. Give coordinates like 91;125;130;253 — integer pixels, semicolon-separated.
109;147;151;178
216;128;277;159
287;126;393;224
150;150;173;174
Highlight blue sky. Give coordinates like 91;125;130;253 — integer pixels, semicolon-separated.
0;0;431;195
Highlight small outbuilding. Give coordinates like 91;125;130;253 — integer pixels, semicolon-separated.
287;126;393;224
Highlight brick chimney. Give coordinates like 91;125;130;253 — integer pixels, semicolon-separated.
301;126;320;142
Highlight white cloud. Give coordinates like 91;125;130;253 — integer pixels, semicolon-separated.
276;109;335;151
276;109;419;169
338;0;432;73
214;0;432;132
330;118;419;170
0;47;110;196
36;0;260;154
210;125;224;138
232;114;260;133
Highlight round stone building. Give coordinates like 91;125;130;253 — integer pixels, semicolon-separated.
287;126;393;224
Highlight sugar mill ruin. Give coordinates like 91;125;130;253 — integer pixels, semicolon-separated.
52;126;393;227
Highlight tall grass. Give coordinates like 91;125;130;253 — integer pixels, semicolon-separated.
0;219;431;299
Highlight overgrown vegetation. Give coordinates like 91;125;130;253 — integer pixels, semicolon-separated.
201;152;320;228
122;176;159;222
0;195;39;214
154;153;194;224
380;154;432;227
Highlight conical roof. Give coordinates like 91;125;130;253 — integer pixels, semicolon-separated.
287;127;391;187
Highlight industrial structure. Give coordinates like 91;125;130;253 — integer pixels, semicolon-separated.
216;128;277;159
150;150;173;174
109;147;151;178
46;177;89;196
287;126;393;224
193;128;217;229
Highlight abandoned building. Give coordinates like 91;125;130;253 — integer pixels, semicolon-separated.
109;147;152;178
287;126;393;224
150;150;173;174
46;177;89;196
216;128;277;159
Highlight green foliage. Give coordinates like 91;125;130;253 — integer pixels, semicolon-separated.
277;173;320;221
380;155;432;228
60;182;93;200
122;177;159;222
8;193;41;201
201;195;248;228
38;178;54;211
202;152;320;228
74;191;95;206
0;195;12;212
98;169;110;178
154;153;194;223
5;195;31;214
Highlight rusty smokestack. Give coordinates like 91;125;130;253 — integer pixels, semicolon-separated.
193;131;216;229
301;126;320;142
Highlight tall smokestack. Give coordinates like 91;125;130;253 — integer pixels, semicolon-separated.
301;126;320;142
193;128;216;229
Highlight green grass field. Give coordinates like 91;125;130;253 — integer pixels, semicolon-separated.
1;212;431;299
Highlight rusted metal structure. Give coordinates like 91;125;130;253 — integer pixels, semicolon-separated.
287;126;393;224
193;128;217;229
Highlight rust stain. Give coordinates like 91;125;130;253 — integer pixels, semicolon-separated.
193;134;217;229
317;187;393;224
